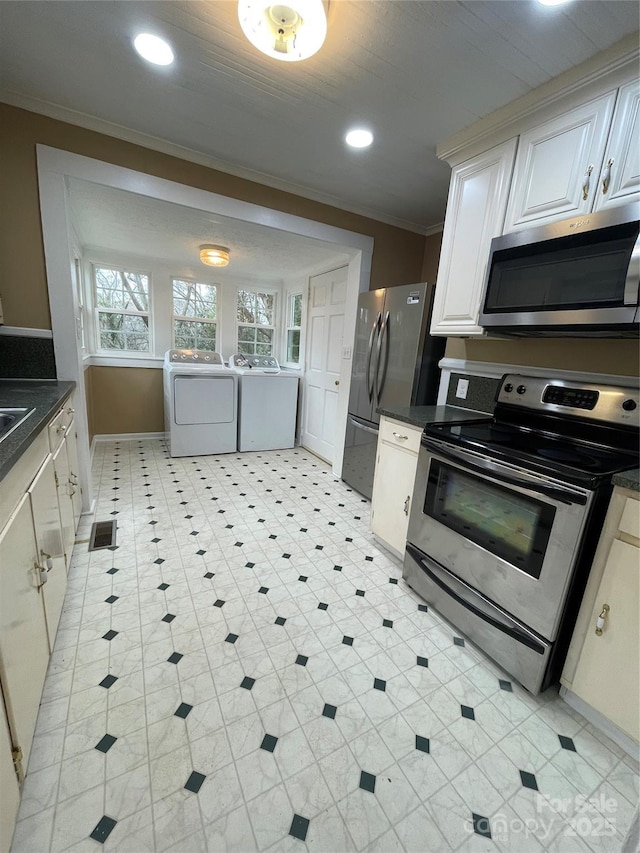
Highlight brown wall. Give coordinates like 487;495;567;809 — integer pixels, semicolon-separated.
86;366;164;436
0;103;428;329
444;337;639;377
420;232;443;284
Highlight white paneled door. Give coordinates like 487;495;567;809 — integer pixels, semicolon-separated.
301;267;348;464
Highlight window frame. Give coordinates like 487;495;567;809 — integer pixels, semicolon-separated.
235;287;277;357
92;263;152;354
171;277;218;351
282;290;303;369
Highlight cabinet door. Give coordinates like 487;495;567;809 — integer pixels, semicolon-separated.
65;419;82;527
504;92;616;232
594;80;640;211
0;692;20;853
571;539;639;742
53;440;75;567
430;138;517;336
29;456;67;651
371;442;419;557
0;495;51;770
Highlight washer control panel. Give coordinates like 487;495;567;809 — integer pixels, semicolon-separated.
229;354;280;373
166;349;223;365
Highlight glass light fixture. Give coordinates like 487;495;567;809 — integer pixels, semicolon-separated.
537;0;572;5
133;33;175;66
199;245;230;267
238;0;327;62
345;128;373;149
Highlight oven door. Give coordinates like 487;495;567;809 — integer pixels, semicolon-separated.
406;437;593;641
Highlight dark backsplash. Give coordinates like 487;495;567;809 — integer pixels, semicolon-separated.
445;372;501;414
0;334;56;379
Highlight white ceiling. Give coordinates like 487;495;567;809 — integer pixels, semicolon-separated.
1;1;638;234
66;178;353;282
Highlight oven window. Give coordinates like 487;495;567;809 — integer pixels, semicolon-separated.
424;460;556;579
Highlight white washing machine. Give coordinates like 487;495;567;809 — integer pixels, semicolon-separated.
163;349;238;457
229;354;299;451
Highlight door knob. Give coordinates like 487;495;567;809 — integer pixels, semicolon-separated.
334;380;340;386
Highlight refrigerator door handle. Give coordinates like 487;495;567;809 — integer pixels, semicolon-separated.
348;415;379;436
375;311;390;401
366;312;381;402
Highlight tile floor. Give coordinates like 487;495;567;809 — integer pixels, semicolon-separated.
11;440;639;853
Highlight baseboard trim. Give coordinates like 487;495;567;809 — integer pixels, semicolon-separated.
92;432;166;443
560;686;639;759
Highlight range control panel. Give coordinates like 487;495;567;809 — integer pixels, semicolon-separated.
498;374;639;427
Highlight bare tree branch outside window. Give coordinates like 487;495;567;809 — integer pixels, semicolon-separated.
237;290;275;356
94;266;150;351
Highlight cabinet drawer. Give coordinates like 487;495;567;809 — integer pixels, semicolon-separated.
48;409;68;452
379;418;422;454
619;497;640;540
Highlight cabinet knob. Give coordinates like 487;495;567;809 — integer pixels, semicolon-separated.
601;158;614;195
595;603;610;636
66;407;75;415
582;164;594;201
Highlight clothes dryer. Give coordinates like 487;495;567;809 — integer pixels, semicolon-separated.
163;349;238;457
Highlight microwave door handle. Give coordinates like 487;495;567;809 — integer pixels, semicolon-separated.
423;439;588;506
406;543;547;654
375;311;390;401
366;313;381;402
624;235;640;306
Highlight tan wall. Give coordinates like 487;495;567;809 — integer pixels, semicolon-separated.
0;103;428;329
87;366;164;435
444;337;639;378
420;232;443;284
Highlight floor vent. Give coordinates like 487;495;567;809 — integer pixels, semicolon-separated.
89;520;117;551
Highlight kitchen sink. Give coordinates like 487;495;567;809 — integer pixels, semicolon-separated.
0;408;35;444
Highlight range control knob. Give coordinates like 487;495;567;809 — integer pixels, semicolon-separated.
517;385;526;395
503;383;513;393
622;399;637;412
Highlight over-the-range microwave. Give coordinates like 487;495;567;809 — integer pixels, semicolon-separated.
479;202;640;337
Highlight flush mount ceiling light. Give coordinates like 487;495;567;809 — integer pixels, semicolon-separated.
238;0;327;62
345;128;373;149
537;0;572;5
199;245;230;267
133;33;175;66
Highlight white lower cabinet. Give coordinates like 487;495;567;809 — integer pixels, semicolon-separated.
0;495;51;774
53;439;76;568
562;492;639;750
29;456;67;650
0;697;20;853
65;418;82;529
370;417;423;557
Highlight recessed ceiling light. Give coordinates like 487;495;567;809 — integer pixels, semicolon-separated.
345;129;373;149
537;0;572;5
133;33;175;66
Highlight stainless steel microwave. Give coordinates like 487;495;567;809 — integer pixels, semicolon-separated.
479;202;640;337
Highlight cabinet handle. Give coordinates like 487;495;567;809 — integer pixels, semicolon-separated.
595;603;610;636
403;495;410;516
56;424;65;435
582;164;594;201
41;550;53;570
66;407;75;415
392;432;408;441
601;158;614;195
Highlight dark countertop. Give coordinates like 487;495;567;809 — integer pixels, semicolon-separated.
0;380;75;482
376;404;490;429
612;469;640;494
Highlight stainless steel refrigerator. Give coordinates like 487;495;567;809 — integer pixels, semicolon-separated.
342;282;444;499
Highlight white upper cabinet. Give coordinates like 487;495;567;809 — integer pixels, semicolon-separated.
430;138;517;337
593;79;640;211
504;92;617;232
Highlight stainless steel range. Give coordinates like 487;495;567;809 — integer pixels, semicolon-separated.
403;374;639;694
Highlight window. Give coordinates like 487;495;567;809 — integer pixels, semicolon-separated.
93;265;150;351
285;292;302;365
237;290;275;355
172;279;217;350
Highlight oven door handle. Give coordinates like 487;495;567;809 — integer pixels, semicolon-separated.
406;543;546;654
423;438;588;506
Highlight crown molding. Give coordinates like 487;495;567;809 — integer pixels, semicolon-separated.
437;32;640;165
0;90;431;236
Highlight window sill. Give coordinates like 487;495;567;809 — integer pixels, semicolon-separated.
86;354;164;369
